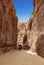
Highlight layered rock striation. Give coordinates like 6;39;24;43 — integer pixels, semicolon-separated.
28;0;44;57
17;22;28;46
0;0;18;53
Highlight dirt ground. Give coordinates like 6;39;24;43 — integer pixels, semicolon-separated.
0;50;44;65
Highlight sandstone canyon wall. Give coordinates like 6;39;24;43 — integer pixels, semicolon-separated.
28;0;44;57
17;22;28;46
0;0;18;53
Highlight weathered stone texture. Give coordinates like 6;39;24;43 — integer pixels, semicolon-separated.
0;0;18;49
28;0;44;57
17;22;28;46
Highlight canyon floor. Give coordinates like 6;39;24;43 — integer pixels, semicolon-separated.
0;50;44;65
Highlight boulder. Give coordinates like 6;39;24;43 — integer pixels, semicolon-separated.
17;45;23;50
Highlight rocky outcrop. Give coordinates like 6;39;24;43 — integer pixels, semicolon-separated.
17;22;28;46
28;0;44;57
0;0;18;53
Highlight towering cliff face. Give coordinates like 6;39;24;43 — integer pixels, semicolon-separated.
28;0;44;57
0;0;18;51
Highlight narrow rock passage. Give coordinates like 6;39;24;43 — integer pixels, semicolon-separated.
0;50;44;65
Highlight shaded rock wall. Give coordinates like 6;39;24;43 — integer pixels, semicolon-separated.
0;0;18;52
28;0;44;57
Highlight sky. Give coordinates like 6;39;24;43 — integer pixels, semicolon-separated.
13;0;34;22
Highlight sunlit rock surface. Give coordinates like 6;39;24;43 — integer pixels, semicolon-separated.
17;22;28;46
27;0;44;58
